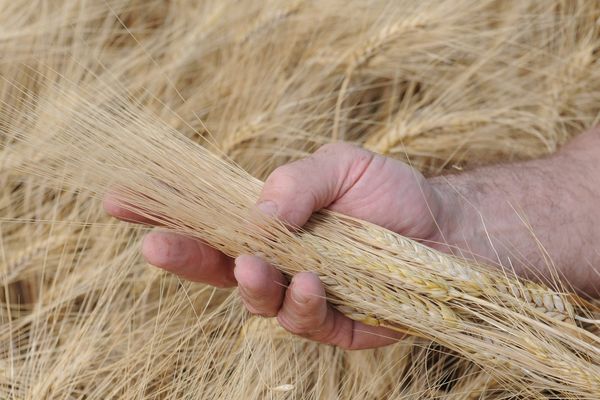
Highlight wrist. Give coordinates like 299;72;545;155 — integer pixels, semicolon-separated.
427;170;520;268
426;177;482;259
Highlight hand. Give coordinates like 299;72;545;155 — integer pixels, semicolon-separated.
104;143;451;349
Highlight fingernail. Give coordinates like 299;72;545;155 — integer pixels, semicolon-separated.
234;255;244;268
291;283;309;305
257;200;278;217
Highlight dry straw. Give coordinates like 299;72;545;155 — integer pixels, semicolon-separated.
2;0;600;398
9;69;600;396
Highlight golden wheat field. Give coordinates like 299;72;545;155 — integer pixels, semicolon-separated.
1;0;600;398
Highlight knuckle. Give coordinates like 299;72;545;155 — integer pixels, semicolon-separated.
277;313;312;336
244;303;277;318
265;165;299;191
322;319;352;350
239;286;282;316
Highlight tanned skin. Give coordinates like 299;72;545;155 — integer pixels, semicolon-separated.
104;126;600;350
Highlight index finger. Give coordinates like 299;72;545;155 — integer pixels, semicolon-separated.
103;192;161;225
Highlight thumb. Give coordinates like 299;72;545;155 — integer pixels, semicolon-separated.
257;143;375;227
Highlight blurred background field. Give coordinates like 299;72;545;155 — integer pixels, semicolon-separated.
1;1;600;398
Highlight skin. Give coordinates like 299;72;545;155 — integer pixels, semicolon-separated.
104;126;600;350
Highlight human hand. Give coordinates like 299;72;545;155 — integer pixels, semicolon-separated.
104;143;456;349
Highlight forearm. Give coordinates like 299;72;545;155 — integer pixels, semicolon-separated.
430;128;600;295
